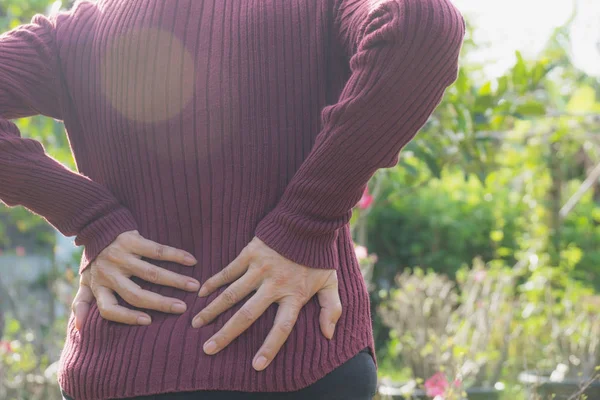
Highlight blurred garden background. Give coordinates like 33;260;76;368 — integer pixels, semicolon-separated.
1;0;600;399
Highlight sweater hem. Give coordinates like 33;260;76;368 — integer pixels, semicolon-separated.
58;333;375;400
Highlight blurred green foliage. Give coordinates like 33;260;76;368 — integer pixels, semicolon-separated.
0;0;76;253
364;23;600;289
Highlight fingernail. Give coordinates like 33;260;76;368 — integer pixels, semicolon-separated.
186;281;200;291
192;316;204;328
138;316;151;325
185;254;197;264
204;340;217;354
171;303;186;313
254;356;268;370
198;286;209;297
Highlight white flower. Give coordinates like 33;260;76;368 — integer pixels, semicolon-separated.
549;363;569;382
354;245;368;261
399;380;417;396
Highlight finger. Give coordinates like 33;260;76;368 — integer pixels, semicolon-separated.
123;254;200;292
200;286;273;355
198;247;253;297
113;276;188;314
95;286;152;325
252;299;301;371
72;283;94;331
127;234;197;266
80;268;92;286
192;271;259;328
317;285;343;340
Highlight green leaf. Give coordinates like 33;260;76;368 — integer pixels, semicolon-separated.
490;230;504;242
399;160;419;177
454;69;470;94
475;95;495;112
478;82;492;96
7;319;21;335
457;107;473;133
421;150;442;179
531;61;551;85
512;51;528;89
566;86;596;113
514;101;546;117
496;76;509;97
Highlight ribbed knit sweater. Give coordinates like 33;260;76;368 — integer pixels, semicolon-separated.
0;0;465;399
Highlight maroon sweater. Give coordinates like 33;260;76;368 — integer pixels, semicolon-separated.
0;0;465;399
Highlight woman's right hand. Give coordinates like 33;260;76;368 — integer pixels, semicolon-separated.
71;229;200;329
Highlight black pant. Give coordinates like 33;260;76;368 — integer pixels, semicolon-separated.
61;347;377;400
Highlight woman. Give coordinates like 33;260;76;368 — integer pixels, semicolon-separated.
0;0;465;399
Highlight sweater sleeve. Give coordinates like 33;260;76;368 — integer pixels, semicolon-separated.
254;0;465;270
0;13;138;274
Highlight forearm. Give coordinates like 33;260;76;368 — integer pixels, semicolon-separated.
0;13;138;273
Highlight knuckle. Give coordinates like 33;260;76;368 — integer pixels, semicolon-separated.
97;305;109;319
215;334;229;347
163;301;177;313
202;310;216;322
272;272;290;288
334;298;343;311
333;302;343;316
258;290;275;304
239;245;251;259
246;261;258;271
103;246;121;263
118;236;135;250
81;270;91;284
95;265;108;277
95;267;111;283
159;303;170;313
291;286;309;302
264;287;279;302
287;297;304;311
260;347;274;359
124;290;142;305
220;267;232;283
114;232;130;246
89;264;101;280
246;240;259;253
276;319;295;335
100;311;114;321
222;289;238;306
144;266;160;283
257;263;271;275
196;311;209;321
99;270;118;288
238;307;255;324
154;245;165;259
202;281;214;293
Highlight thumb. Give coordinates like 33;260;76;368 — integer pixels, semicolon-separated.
72;279;94;331
317;278;342;340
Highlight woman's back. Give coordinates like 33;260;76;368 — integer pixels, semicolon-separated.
53;1;374;399
0;0;465;398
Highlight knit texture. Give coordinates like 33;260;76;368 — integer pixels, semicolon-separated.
0;0;465;399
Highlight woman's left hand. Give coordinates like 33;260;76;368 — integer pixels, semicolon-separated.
192;236;342;371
